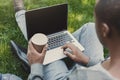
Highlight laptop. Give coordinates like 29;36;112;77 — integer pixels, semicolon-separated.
25;3;84;65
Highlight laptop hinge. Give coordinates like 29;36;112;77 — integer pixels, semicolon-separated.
47;30;67;38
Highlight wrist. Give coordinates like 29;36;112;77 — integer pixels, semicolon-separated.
78;54;90;65
31;63;44;77
82;56;90;65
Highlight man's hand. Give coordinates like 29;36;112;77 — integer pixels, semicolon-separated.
62;43;89;65
27;41;48;65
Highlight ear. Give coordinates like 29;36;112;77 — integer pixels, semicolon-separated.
102;23;110;37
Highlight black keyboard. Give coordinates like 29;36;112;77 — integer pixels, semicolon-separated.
48;33;73;50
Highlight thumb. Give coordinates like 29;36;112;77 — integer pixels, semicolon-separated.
64;51;74;59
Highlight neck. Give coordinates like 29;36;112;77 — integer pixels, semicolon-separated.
108;41;120;63
102;41;120;79
102;58;120;79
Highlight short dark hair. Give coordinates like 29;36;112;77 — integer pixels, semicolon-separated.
95;0;120;35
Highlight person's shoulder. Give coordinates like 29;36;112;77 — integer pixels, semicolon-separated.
87;63;117;80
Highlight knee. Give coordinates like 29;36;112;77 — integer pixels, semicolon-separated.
15;10;26;21
80;22;96;36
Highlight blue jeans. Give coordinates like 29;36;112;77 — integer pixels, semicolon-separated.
15;10;104;80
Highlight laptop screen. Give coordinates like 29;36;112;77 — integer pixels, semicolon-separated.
25;4;68;40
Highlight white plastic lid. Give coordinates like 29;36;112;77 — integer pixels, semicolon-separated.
31;33;48;45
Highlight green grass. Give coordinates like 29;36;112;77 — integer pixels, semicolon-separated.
0;0;95;79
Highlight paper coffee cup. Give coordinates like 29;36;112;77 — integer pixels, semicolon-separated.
31;33;48;53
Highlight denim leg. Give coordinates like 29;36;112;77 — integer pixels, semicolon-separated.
43;60;69;80
72;22;104;66
15;10;28;40
2;74;22;80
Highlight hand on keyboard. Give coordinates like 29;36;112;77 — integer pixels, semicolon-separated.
62;43;89;65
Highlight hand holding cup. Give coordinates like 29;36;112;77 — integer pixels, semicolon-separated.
31;33;48;53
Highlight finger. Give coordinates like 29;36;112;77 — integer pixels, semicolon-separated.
64;51;76;61
27;52;31;64
41;44;48;55
62;43;71;49
62;44;70;52
27;44;31;55
64;51;73;58
62;43;75;51
66;43;75;50
28;41;39;54
61;44;67;50
28;41;32;50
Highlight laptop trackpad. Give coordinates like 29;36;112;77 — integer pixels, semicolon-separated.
43;47;66;65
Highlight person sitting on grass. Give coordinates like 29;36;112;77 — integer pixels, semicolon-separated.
13;0;105;80
27;0;120;80
13;0;104;69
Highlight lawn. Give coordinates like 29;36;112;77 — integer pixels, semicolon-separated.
0;0;95;79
